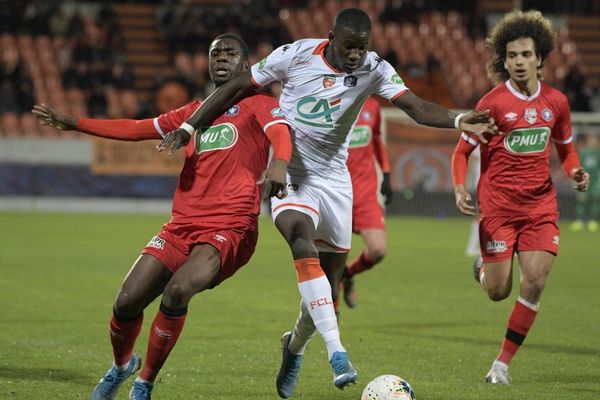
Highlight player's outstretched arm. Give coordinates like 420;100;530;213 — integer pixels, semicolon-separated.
158;70;257;154
32;103;160;141
392;92;498;143
555;142;590;192
32;103;77;130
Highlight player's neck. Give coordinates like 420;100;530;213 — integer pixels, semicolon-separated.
324;43;342;72
508;78;538;97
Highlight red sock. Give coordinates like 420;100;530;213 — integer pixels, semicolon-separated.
347;252;376;278
139;305;187;382
109;312;143;367
497;297;538;365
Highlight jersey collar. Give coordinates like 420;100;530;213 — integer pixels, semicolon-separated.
505;80;541;101
313;40;343;73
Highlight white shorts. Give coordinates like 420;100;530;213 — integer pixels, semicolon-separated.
271;176;352;253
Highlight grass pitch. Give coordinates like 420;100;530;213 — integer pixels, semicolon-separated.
0;212;598;399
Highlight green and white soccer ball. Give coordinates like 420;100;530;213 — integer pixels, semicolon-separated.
361;374;416;400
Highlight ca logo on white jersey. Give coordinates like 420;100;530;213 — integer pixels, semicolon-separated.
295;96;341;128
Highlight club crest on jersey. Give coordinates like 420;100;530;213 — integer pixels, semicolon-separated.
542;108;553;121
363;111;371;121
504;112;518;122
224;105;240;117
323;75;336;88
524;108;537;124
344;75;357;87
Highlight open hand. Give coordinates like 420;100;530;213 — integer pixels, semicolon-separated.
571;167;589;192
459;109;499;144
157;128;192;154
31;103;77;130
454;186;476;216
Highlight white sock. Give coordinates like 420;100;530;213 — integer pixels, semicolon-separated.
288;301;316;355
492;359;508;370
114;359;130;372
295;260;346;360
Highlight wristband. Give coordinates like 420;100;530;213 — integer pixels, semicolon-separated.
454;113;465;130
180;122;195;135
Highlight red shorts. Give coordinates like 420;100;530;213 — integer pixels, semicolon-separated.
142;223;258;286
352;193;385;233
479;213;559;263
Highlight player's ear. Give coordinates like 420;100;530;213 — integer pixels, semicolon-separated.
328;31;335;43
503;61;508;70
242;60;250;71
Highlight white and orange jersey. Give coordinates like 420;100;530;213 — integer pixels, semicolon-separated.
251;38;408;186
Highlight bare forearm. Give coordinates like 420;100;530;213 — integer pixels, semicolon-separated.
397;97;458;128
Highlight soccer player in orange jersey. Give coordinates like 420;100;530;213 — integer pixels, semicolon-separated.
451;11;589;384
340;96;391;308
33;34;291;400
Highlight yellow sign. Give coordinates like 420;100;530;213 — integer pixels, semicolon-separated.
91;138;184;176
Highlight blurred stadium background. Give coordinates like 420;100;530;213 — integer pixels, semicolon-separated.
0;0;599;217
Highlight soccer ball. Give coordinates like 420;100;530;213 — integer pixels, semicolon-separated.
361;374;416;400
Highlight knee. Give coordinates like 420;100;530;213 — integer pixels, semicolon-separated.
522;277;546;299
486;287;510;302
290;237;318;259
162;282;193;309
114;292;142;319
366;246;386;264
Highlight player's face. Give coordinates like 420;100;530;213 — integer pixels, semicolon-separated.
208;38;249;87
504;37;540;85
330;27;370;74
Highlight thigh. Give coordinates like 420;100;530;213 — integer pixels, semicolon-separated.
115;254;173;316
518;250;554;283
275;209;319;259
360;228;387;252
482;258;514;291
166;244;222;297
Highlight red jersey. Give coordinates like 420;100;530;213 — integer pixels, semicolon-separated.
346;97;390;201
463;81;573;217
154;93;286;229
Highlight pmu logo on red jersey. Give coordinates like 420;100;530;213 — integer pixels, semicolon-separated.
486;240;507;253
309;297;333;309
348;125;371;148
504;127;550;154
196;123;238;154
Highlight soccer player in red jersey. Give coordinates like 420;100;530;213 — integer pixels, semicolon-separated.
33;34;291;400
451;11;590;385
340;96;391;308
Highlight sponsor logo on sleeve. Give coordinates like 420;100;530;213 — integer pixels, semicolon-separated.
504;127;550;154
390;73;404;84
524;108;537;124
258;57;268;70
271;107;284;117
344;75;357;87
323;75;336;88
486;240;508;254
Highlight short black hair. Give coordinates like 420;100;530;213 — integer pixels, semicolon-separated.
212;33;250;59
333;8;371;34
